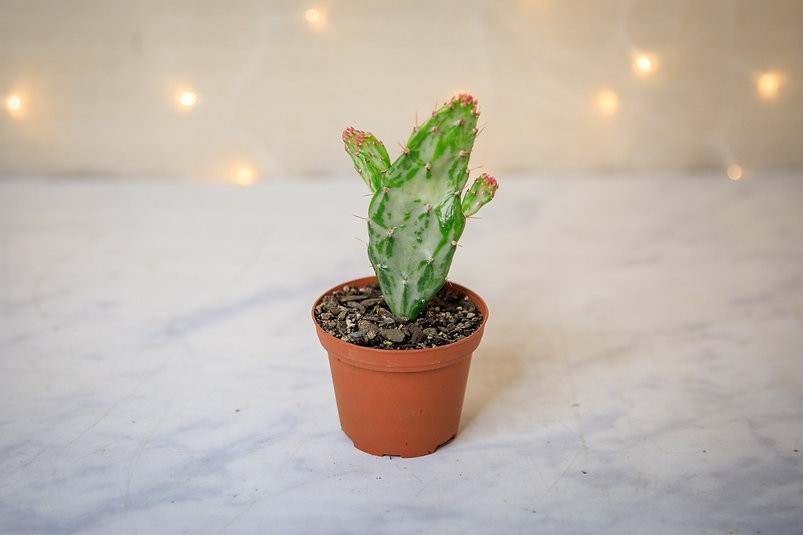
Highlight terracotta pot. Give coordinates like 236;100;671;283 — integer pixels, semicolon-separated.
312;276;488;458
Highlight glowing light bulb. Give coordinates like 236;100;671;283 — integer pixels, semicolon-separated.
6;95;22;112
726;164;743;181
305;7;326;31
632;53;656;76
757;72;781;99
177;90;197;109
595;90;619;116
233;165;257;186
305;8;320;22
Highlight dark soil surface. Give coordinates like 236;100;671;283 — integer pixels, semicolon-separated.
314;282;483;350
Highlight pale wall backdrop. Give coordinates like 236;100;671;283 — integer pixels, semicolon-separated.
1;0;801;182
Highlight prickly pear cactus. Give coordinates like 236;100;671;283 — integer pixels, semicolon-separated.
342;94;498;320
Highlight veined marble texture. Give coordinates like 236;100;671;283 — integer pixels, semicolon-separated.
0;174;801;534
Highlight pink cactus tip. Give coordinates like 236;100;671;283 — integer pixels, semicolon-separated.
342;126;369;147
342;126;355;142
451;93;478;108
479;172;499;192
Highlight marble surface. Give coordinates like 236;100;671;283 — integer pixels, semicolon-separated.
1;173;801;534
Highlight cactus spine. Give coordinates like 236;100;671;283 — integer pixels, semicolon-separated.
343;94;498;320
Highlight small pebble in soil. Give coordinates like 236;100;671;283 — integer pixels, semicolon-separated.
314;283;483;350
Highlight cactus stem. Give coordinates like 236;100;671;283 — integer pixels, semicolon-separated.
344;93;496;320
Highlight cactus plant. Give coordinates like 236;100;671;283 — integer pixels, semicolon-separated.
342;94;498;320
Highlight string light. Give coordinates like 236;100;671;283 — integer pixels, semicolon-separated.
595;90;619;116
233;165;257;186
632;53;657;76
756;72;781;100
6;95;22;111
305;8;320;22
305;7;326;31
5;94;23;116
177;90;198;109
0;24;788;182
726;164;743;181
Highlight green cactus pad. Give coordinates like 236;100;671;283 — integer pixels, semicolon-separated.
342;127;390;192
343;94;497;320
462;173;499;217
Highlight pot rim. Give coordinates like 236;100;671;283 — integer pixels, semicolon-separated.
312;275;488;372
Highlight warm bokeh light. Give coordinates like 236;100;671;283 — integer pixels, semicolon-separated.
177;90;197;108
727;164;743;181
595;90;619;115
233;165;257;185
0;5;799;178
757;72;781;99
305;8;320;22
632;53;656;76
6;94;22;112
5;94;24;117
305;7;326;31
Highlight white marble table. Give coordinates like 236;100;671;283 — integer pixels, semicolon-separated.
1;173;801;534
